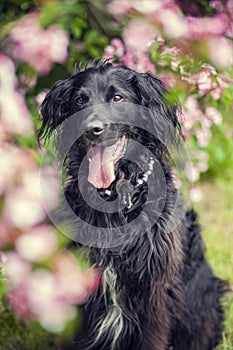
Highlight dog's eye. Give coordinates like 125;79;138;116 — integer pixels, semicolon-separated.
75;97;86;106
113;94;123;102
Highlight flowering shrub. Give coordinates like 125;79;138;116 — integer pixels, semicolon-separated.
9;13;69;75
0;1;107;335
0;54;98;332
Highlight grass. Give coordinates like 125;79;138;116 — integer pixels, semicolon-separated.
0;306;59;350
0;179;232;349
193;179;233;350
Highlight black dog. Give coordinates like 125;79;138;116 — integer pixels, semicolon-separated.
39;62;225;350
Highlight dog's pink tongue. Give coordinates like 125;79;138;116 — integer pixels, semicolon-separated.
88;144;116;188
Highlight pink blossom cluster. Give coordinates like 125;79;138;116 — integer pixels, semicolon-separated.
158;43;232;98
104;25;231;187
0;54;33;136
210;0;233;38
182;95;223;183
108;0;232;38
0;143;98;332
5;249;98;331
158;44;232;100
0;149;98;333
0;137;98;331
107;0;233;68
0;52;98;331
0;118;60;239
104;19;156;72
182;64;230;100
9;13;69;75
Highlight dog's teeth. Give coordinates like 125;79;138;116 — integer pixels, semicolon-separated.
105;190;111;196
127;193;133;209
149;164;153;170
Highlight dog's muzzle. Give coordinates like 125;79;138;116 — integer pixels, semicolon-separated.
83;121;127;189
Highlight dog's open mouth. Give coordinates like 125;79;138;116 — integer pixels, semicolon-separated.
87;135;127;189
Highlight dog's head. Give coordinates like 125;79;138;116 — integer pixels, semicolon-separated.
39;63;181;193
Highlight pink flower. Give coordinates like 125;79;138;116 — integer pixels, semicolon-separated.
159;71;177;89
210;87;223;100
182;64;229;100
15;225;58;262
27;270;77;332
7;255;98;332
186;13;230;38
123;19;156;54
0;145;38;196
8;268;76;331
0;145;19;195
196;70;216;96
160;47;182;71
38;165;60;213
208;37;233;68
47;26;69;63
189;187;203;202
210;0;226;12
0;54;33;136
3;167;52;229
3;186;46;229
107;0;133;15
182;95;204;131
104;38;125;60
158;9;188;38
0;53;17;89
121;52;155;73
0;92;33;136
185;161;200;183
6;253;31;288
196;128;212;148
8;283;32;318
1;151;59;229
133;0;161;14
205;107;222;125
53;252;99;305
211;0;233;37
9;13;69;75
196;152;209;173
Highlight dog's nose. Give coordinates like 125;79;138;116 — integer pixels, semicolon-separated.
85;120;105;141
92;126;104;136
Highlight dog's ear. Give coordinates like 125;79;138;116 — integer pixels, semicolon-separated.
134;72;182;143
38;79;73;142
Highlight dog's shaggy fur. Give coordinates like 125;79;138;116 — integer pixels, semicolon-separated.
39;63;225;350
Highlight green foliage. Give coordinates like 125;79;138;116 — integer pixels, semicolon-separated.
0;271;8;298
38;0;111;73
0;307;59;350
206;122;233;181
194;180;233;349
0;0;35;23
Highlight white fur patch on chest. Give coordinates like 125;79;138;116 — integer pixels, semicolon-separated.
91;264;124;350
